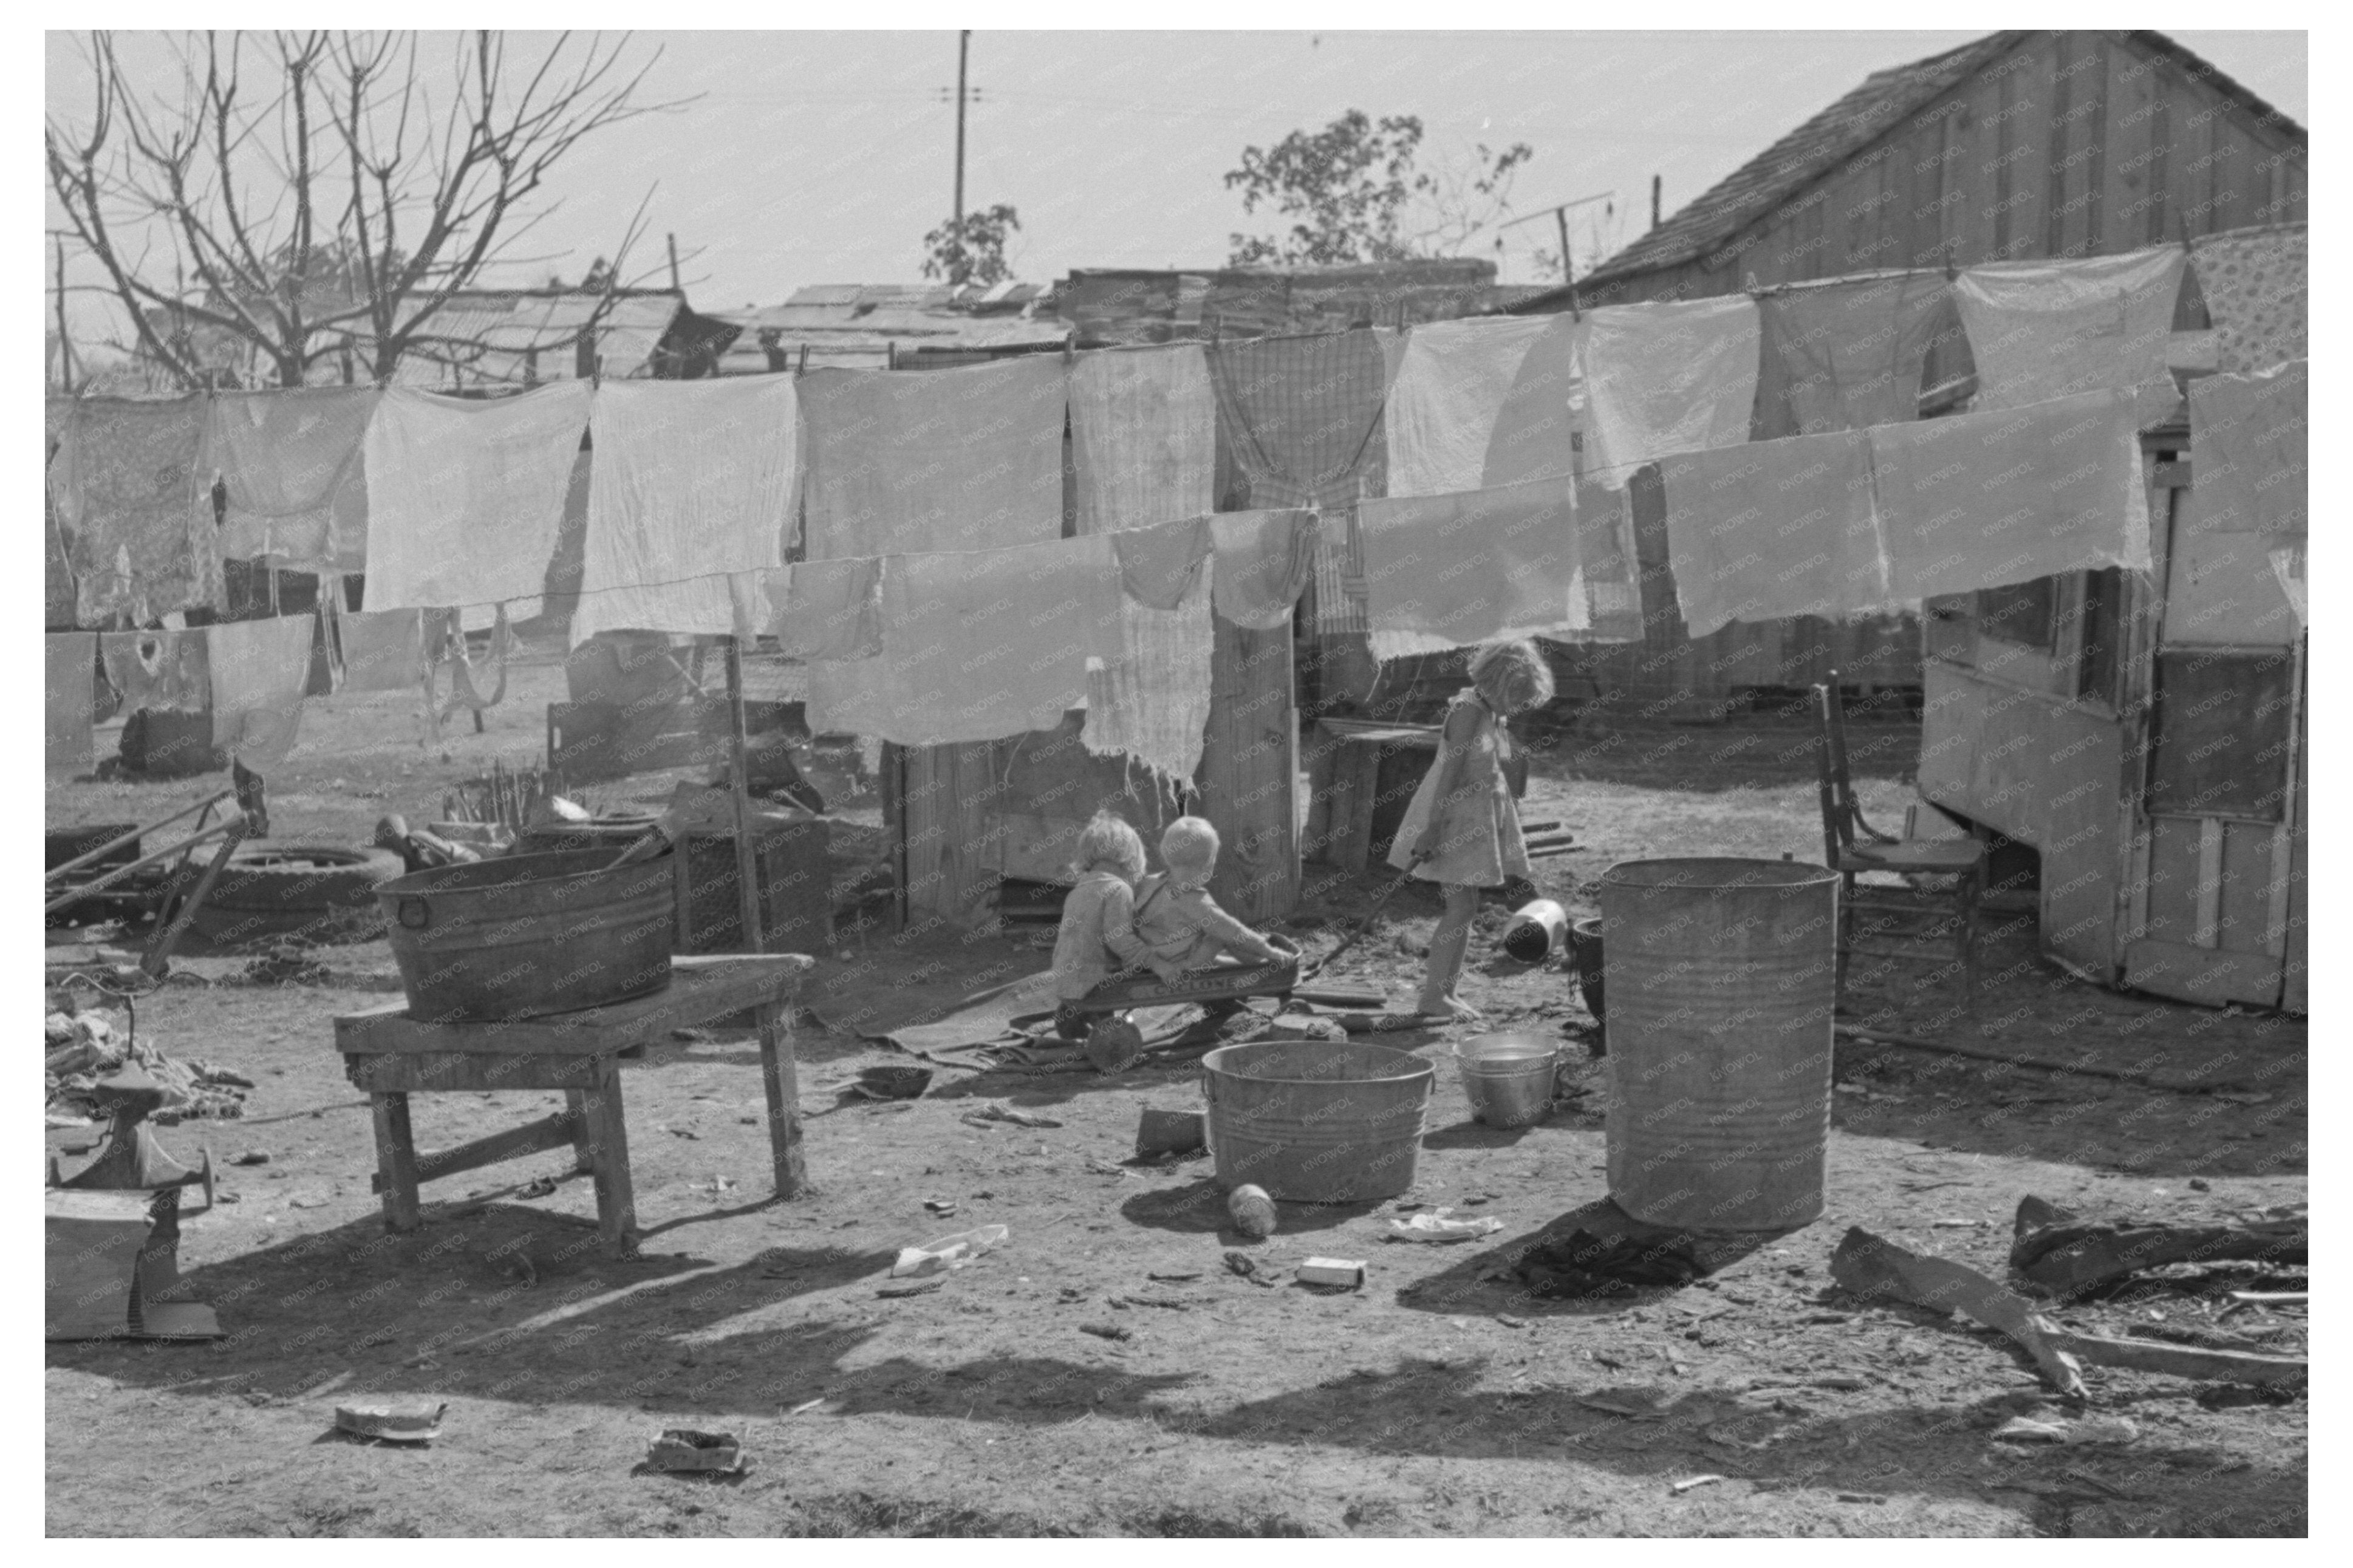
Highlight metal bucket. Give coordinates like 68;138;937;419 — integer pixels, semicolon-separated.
1500;899;1569;963
1200;1040;1433;1203
377;850;675;1022
1455;1032;1559;1128
1599;857;1837;1232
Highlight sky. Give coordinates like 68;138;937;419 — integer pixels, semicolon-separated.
44;29;2308;343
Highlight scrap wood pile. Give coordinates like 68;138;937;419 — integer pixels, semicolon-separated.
1830;1195;2307;1401
45;1007;250;1124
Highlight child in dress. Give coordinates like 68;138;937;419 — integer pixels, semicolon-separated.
1050;811;1150;1035
1130;817;1289;983
1389;638;1554;1021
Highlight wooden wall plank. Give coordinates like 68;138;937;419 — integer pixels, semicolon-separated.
1197;614;1298;921
2141;816;2200;946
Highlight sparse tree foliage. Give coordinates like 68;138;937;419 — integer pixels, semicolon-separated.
46;30;685;389
921;203;1022;288
1224;110;1532;267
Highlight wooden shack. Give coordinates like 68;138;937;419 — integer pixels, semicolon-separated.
1510;29;2308;713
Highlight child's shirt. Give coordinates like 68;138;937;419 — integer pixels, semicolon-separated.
1051;869;1146;999
1130;872;1283;967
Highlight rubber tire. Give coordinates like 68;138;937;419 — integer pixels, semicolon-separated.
186;844;406;946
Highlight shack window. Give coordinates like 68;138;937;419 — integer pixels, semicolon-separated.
2075;568;2126;705
1976;578;2057;649
2146;647;2294;821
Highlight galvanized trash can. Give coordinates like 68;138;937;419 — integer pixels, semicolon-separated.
1599;857;1838;1232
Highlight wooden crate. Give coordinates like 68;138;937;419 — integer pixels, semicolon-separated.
674;820;832;957
1303;720;1438;872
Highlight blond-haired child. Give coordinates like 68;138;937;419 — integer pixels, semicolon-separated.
1050;812;1150;1030
1388;638;1554;1021
1129;816;1288;983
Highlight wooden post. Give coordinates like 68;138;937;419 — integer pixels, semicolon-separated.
725;633;805;1198
722;635;765;955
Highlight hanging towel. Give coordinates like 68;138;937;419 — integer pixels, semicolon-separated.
336;608;431;694
47;633;97;779
1071;346;1216;534
1574;478;1645;643
1659;430;1887;638
1580;296;1761;480
1953;248;2187;412
771;557;884;661
1084;556;1215;786
2190;359;2307;539
2190;225;2306;375
1385;316;1583;497
361;382;591;625
208;615;314;771
1207;509;1319;630
1868;388;2151;602
1110;514;1212;610
1358;476;1582;650
50;397;217;627
1752;274;1951;439
99;629;210;714
2269;540;2306;629
573;376;798;647
435;604;512;721
808;534;1127;746
201;387;377;572
800;356;1068;561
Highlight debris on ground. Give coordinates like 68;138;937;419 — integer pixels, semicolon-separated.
1515;1228;1704;1298
1670;1474;1727;1495
2009;1194;2308;1299
1224;1250;1279;1287
646;1428;745;1474
334;1397;446;1444
1228;1184;1277;1239
1297;1258;1367;1289
1992;1414;2139;1446
1080;1322;1133;1341
960;1102;1064;1130
236;939;332;987
890;1223;1009;1278
45;1009;250;1123
1385;1210;1506;1244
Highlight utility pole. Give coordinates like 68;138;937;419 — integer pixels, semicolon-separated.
1498;189;1614;314
953;30;971;228
666;232;682;292
1651;174;1662;231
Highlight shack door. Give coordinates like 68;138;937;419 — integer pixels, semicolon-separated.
2122;469;2304;1007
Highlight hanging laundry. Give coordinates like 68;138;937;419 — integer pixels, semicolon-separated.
201;387;377;572
1868;388;2151;603
1358;476;1582;650
1659;429;1886;637
2190;358;2307;539
770;557;884;661
573;376;798;647
1752;273;1951;439
1952;247;2187;412
1071;345;1216;534
1084;557;1215;786
1384;316;1582;497
360;382;591;625
807;534;1127;746
335;608;432;694
207;615;315;771
99;629;210;714
800;356;1068;561
1574;477;1645;643
46;633;97;779
2269;540;2306;630
1580;296;1761;480
435;604;512;723
1207;509;1319;631
2190;224;2306;375
49;396;217;627
1110;514;1212;610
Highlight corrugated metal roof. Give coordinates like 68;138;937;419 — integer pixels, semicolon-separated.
1576;30;2306;293
392;292;682;386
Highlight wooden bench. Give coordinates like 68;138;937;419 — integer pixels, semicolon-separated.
333;953;814;1257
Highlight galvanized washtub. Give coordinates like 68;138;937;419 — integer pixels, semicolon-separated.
1201;1040;1433;1203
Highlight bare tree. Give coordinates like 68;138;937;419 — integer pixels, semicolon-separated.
46;30;688;389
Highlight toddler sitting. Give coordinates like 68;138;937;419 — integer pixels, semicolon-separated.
1050;811;1150;1009
1130;817;1288;984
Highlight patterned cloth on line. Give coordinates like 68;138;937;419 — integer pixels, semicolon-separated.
1868;388;2151;603
207;614;315;771
799;356;1068;561
1358;476;1582;651
1659;429;1887;638
1208;329;1392;632
1952;247;2187;413
2190;224;2306;375
2189;358;2307;539
1084;554;1215;787
807;534;1126;746
1207;510;1319;631
573;375;798;647
1580;296;1761;480
1071;345;1217;534
47;633;97;779
1109;514;1211;610
100;629;210;714
361;383;590;625
1752;273;1951;439
200;387;377;572
49;396;217;627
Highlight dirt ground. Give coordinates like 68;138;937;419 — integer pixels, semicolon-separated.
45;639;2308;1538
